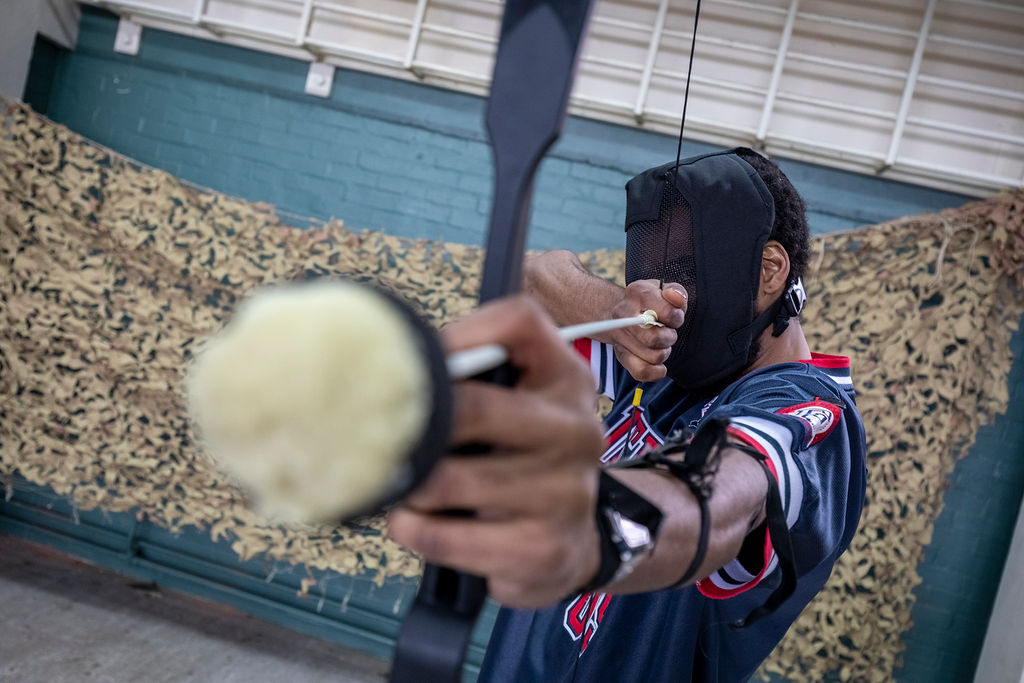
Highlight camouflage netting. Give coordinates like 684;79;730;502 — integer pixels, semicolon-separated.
2;101;1023;680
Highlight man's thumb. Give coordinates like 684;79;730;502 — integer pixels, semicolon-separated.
663;284;688;310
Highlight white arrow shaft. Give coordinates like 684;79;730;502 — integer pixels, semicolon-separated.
446;313;659;380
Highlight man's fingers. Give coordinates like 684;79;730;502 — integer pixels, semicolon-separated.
441;295;557;357
626;326;677;351
441;296;592;395
617;338;672;366
449;381;600;453
403;450;589;514
387;511;595;607
617;280;686;330
449;381;548;448
607;280;684;382
614;346;668;382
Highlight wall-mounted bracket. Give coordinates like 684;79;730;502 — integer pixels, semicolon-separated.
304;61;335;98
114;17;142;55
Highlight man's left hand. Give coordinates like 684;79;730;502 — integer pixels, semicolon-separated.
388;296;606;608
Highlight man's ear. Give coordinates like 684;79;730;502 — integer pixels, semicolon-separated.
757;240;790;311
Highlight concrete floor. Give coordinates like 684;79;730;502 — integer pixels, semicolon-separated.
0;535;389;683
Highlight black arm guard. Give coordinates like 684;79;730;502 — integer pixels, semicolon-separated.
614;417;797;628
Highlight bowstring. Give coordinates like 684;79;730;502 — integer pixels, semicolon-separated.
661;0;702;290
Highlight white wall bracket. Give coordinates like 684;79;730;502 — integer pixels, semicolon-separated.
114;17;142;55
304;61;335;98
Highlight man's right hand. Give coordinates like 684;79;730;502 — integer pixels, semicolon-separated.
608;280;687;382
523;250;687;382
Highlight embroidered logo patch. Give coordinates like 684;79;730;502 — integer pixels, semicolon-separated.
778;400;840;447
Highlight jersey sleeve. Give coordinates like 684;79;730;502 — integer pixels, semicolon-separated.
572;338;617;402
694;370;866;600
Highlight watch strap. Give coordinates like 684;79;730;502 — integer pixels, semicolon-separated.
575;471;664;594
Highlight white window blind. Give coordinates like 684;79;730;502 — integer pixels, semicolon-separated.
82;0;1024;196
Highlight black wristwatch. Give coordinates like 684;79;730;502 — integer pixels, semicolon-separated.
578;472;664;593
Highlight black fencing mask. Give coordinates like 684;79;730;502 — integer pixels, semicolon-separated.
624;149;781;392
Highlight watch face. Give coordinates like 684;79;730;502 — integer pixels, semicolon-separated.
612;510;654;551
607;509;655;585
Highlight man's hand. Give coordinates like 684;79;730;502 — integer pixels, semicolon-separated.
608;280;687;382
522;250;687;383
388;296;606;609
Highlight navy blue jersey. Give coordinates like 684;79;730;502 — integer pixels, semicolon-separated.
478;341;867;683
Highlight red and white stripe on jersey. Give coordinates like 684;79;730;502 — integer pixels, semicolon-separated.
697;415;802;599
800;353;853;390
572;338;616;402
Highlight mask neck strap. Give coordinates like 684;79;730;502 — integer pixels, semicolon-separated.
772;296;793;337
727;277;807;354
726;296;785;357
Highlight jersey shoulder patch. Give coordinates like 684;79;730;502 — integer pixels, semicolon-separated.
777;400;841;448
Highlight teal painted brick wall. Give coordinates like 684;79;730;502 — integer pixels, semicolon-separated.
897;325;1024;682
22;8;1024;682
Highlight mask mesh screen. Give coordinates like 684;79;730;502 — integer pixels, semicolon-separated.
625;179;697;348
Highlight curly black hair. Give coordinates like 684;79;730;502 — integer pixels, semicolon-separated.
734;147;810;285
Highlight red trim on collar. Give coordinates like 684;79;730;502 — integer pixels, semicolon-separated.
798;353;850;369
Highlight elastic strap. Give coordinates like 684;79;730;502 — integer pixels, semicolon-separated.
727;296;786;357
614;419;799;623
729;456;798;629
618;419;727;589
669;486;711;588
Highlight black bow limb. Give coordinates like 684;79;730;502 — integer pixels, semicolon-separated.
388;2;595;682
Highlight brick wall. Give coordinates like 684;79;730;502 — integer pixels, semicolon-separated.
27;8;1024;682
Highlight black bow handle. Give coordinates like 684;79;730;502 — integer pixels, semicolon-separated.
389;2;595;682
